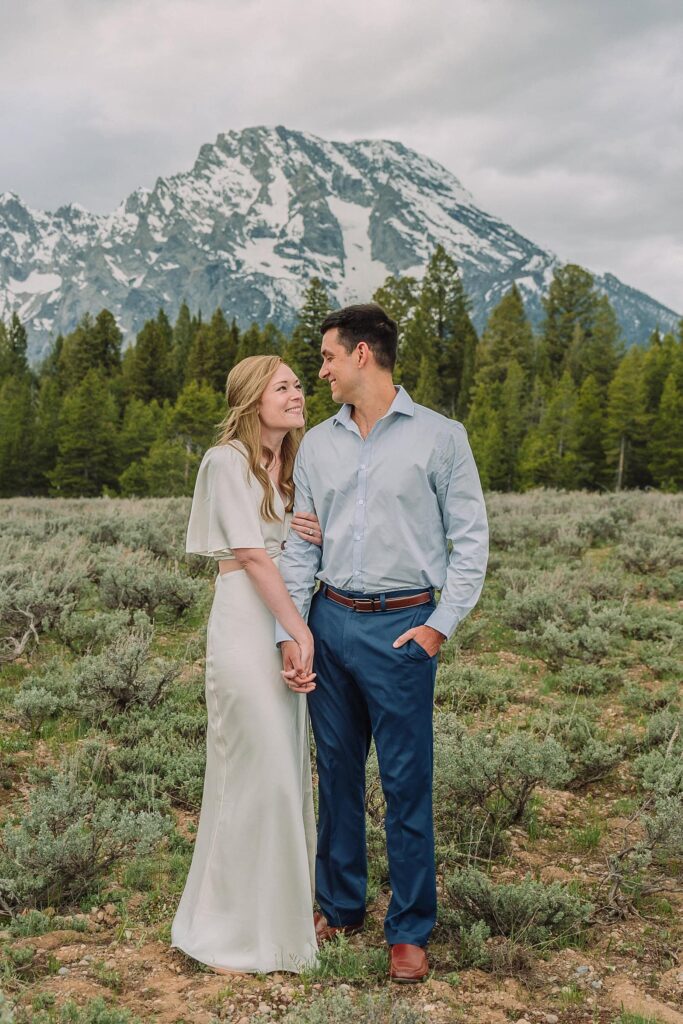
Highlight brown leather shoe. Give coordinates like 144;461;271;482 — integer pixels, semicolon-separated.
313;911;364;944
389;943;429;982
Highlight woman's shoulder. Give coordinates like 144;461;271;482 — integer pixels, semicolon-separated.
201;441;249;468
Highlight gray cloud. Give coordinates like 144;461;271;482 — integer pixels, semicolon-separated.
1;0;681;312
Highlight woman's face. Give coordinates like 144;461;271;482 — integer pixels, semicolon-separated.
258;363;305;432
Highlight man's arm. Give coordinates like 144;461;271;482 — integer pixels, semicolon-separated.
425;424;489;640
275;440;323;645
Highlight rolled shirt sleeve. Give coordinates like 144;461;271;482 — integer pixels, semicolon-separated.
425;424;489;639
275;440;322;645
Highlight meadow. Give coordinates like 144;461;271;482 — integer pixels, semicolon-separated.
0;490;681;1024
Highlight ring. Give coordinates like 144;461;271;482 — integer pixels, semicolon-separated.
308;529;313;535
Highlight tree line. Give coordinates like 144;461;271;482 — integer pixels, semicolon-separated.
1;246;681;497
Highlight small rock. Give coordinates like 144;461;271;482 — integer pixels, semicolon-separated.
423;1005;436;1013
258;1003;270;1014
545;1016;559;1024
58;967;69;976
591;979;603;990
575;965;590;976
124;929;132;940
338;984;350;993
515;1018;531;1024
96;911;105;921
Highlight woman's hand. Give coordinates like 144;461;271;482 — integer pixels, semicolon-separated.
290;510;322;547
281;631;316;693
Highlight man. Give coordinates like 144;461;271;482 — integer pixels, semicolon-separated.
276;303;488;982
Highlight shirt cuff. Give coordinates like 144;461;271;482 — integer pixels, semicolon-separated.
425;604;460;641
275;622;294;646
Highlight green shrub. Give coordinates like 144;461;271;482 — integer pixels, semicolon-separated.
13;663;78;734
0;540;90;662
57;609;150;654
73;625;179;723
9;996;143;1023
556;664;622;696
433;721;570;855
617;536;683;575
532;711;624;788
435;664;512;712
99;554;202;619
2;909;88;938
445;866;593;946
276;989;424;1024
0;763;171;911
518;620;614;670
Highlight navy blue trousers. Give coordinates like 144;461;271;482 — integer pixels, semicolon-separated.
307;586;438;947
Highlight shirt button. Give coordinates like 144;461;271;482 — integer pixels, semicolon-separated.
354;570;360;575
360;463;366;469
355;535;361;540
358;499;364;505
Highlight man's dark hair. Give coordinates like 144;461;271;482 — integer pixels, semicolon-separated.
320;303;398;372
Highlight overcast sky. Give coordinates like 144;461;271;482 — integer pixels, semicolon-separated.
1;0;682;312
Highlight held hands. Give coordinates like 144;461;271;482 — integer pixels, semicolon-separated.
290;511;323;547
392;624;446;657
280;637;317;694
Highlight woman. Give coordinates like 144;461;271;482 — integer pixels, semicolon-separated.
171;355;323;974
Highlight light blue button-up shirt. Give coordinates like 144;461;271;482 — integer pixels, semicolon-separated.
275;386;488;642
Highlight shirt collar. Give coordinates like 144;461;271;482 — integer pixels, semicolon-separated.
332;385;415;429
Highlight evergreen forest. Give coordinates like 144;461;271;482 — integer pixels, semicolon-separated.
1;246;681;498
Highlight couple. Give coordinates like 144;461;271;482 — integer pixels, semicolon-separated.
171;303;488;982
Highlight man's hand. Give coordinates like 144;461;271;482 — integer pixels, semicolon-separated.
280;639;317;693
392;624;446;657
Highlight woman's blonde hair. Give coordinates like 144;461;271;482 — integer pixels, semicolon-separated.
216;355;304;521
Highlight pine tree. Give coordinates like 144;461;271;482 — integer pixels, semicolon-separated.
539;264;598;380
166;381;224;454
564;295;621;390
373;275;419;338
573;374;608;489
605;346;649;490
648;372;683;490
284;278;331;395
31;377;62;494
642;329;678;414
518;372;578;488
50;369;120;496
0;374;34;496
172;301;194;388
184;323;212;386
465;382;506;491
58;311;122;390
496;360;527;489
128;312;175;401
0;314;29;379
414;347;440;410
476;285;534;385
92;309;123;374
410;246;478;415
205;307;238;391
117;398;162;467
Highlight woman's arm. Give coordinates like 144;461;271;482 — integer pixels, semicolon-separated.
232;548;316;688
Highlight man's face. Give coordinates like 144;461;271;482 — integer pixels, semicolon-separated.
319;328;358;404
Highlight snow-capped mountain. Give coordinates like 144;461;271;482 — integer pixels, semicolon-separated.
1;125;679;361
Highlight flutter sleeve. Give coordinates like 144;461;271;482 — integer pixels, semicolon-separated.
186;444;266;556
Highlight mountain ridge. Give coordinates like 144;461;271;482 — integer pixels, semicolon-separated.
1;125;679;360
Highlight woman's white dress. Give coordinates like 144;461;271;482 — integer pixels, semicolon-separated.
171;441;317;974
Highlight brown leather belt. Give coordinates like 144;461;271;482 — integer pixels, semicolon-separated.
324;586;432;613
